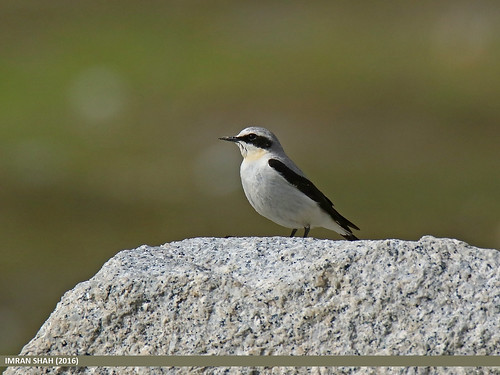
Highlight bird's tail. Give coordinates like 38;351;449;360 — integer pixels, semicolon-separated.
342;232;359;241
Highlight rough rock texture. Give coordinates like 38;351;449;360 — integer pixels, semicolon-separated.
6;236;500;374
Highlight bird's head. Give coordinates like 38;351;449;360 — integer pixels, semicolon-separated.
219;127;283;160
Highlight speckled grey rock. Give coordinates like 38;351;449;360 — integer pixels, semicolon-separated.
6;236;500;375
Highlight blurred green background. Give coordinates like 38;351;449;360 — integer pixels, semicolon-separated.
1;1;499;355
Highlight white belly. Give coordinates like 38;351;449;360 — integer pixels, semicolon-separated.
240;158;335;230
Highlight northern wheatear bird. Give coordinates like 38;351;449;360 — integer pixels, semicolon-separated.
219;127;359;240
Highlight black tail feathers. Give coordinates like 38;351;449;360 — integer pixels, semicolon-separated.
342;233;359;241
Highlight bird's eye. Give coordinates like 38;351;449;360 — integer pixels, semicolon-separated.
248;134;257;140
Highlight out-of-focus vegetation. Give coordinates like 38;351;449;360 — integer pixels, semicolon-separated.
1;1;499;354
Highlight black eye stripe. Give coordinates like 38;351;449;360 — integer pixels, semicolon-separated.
238;134;273;149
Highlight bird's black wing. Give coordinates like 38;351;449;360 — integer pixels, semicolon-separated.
268;159;360;234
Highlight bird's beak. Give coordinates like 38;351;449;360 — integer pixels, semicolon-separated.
219;136;239;142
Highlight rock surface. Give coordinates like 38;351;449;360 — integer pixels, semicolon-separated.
6;236;500;374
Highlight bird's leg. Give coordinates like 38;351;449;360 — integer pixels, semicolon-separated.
303;226;310;238
290;229;297;237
